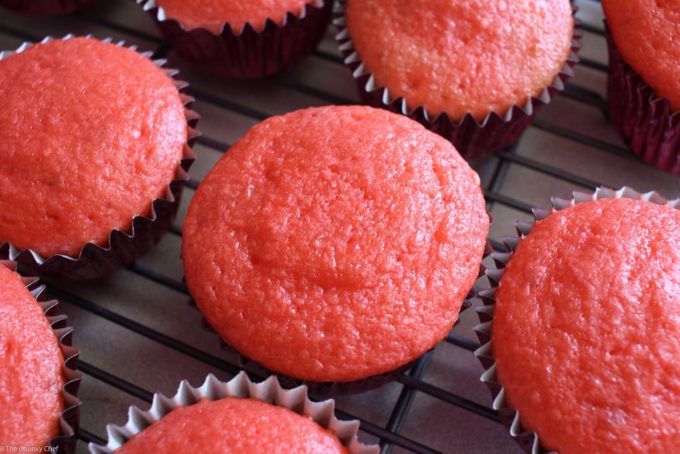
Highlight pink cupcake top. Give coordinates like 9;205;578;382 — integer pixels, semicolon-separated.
346;0;574;120
183;105;489;382
0;37;186;257
603;0;680;110
0;265;65;446
117;398;349;453
493;198;680;452
156;0;317;33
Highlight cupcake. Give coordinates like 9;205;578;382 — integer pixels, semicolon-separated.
334;0;580;160
475;187;680;453
137;0;332;79
0;36;197;280
89;372;377;453
183;105;489;392
0;0;95;15
0;260;80;452
603;0;680;175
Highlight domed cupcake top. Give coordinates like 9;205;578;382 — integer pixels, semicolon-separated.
603;0;680;110
117;397;348;453
492;198;680;453
155;0;316;33
345;0;574;120
0;265;64;446
0;37;187;258
183;105;489;382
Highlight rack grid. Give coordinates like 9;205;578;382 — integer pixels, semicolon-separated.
0;1;677;453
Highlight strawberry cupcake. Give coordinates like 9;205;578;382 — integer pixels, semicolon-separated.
183;105;489;391
0;36;197;280
603;0;680;175
0;260;80;453
335;0;580;160
476;187;680;453
137;0;332;78
0;0;95;15
89;372;377;453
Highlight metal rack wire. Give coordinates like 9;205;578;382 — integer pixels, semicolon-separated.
0;1;677;453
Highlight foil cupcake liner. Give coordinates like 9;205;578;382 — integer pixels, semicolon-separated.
0;259;81;453
333;0;581;161
473;186;680;454
0;0;95;15
137;0;332;79
88;371;379;453
0;35;199;281
188;294;472;398
605;25;680;175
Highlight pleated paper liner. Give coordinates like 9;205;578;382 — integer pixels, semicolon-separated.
88;371;379;453
605;24;680;175
1;259;81;454
137;0;332;79
473;186;680;454
187;287;474;397
0;0;95;15
0;35;199;281
333;0;582;161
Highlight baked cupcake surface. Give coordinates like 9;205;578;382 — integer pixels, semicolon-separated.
117;397;348;453
0;265;64;446
603;0;680;111
345;0;573;121
492;198;680;453
0;37;187;258
183;105;489;382
156;0;316;33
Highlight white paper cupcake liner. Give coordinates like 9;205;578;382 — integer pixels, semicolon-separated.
473;186;680;453
0;259;81;453
0;35;199;281
332;0;581;160
88;371;379;453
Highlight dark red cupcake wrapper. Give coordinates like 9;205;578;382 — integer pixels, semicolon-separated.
188;295;471;397
137;0;332;79
1;259;81;453
333;1;581;161
473;186;680;454
0;36;199;281
0;0;95;15
605;24;680;175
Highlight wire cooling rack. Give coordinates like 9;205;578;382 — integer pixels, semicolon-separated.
0;1;677;453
